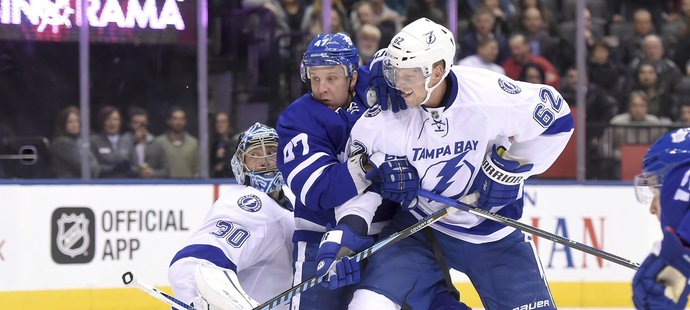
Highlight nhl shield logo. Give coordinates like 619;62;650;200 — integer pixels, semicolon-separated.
51;207;95;264
57;213;90;258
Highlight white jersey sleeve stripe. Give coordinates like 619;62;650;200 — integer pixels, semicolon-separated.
294;217;328;232
300;163;335;205
286;152;329;188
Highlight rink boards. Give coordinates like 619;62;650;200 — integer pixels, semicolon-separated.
0;182;659;309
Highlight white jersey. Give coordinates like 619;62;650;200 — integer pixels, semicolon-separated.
168;185;294;309
349;66;573;244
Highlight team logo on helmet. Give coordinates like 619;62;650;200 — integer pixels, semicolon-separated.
670;128;690;143
424;31;436;44
498;78;521;94
237;194;262;212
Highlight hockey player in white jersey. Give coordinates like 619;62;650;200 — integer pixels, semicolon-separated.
319;18;574;309
168;123;294;310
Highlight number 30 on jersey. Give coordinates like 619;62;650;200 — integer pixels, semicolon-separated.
532;87;564;128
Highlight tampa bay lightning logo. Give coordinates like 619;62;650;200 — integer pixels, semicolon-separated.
424;31;436;44
498;78;521;94
420;152;476;200
237;195;262;212
365;105;381;118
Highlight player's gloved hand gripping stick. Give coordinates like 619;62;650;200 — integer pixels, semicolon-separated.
316;224;375;289
474;145;533;210
633;227;690;309
364;153;420;209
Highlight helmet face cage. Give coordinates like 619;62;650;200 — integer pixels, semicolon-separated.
301;33;360;82
231;123;284;194
634;127;690;204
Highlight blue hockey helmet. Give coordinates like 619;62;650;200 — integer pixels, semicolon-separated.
231;123;284;194
635;127;690;204
301;33;359;82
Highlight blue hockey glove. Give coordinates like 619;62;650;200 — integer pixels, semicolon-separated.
316;224;374;290
633;228;690;309
473;145;533;210
367;57;406;112
365;154;420;209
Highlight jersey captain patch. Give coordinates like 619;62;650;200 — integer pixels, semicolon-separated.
237;195;262;212
498;78;521;94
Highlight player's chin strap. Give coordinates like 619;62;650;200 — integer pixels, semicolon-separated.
417;189;641;270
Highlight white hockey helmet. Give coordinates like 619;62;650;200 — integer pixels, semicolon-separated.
384;18;455;105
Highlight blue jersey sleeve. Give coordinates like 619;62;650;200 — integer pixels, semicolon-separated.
277;94;363;211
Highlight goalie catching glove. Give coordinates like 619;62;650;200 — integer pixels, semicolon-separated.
633;227;690;310
474;145;533;210
316;224;374;290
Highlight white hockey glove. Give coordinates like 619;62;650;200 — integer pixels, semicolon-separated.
194;264;259;310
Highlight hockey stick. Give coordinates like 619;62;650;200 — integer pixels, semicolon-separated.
122;271;196;310
252;203;459;310
417;189;641;270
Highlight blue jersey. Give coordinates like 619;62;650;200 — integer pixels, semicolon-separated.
660;159;690;242
277;66;395;243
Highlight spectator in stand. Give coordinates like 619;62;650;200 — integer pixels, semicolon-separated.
588;41;624;96
302;0;351;38
519;7;565;71
679;103;690;124
356;24;382;65
122;107;165;178
609;0;673;32
211;112;237;178
518;62;545;84
503;33;560;88
558;9;605;54
351;0;376;32
661;0;690;57
148;106;199;178
628;34;682;90
404;0;446;27
560;67;619;179
457;37;505;74
628;61;676;121
673;17;690;75
468;0;513;34
509;0;558;36
50;106;100;178
614;9;656;69
280;0;306;32
91;105;134;178
459;8;509;64
601;91;669;164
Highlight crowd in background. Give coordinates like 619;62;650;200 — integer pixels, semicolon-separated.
2;0;690;180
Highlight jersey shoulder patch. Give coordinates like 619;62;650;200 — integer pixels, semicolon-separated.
498;78;521;94
237;194;262;212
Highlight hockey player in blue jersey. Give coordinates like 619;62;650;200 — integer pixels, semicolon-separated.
277;32;468;309
632;127;690;309
169;123;293;310
321;18;574;309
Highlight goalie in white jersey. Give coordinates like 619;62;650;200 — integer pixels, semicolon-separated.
168;123;294;310
323;18;574;309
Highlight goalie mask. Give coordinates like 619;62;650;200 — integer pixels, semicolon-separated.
634;127;690;205
384;18;455;107
231;123;284;194
301;32;360;82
